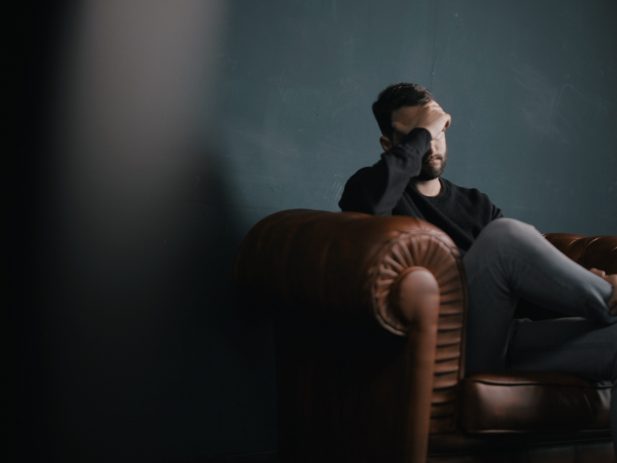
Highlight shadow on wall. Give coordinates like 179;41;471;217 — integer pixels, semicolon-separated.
173;145;279;460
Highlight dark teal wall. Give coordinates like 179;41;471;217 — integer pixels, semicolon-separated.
219;0;617;235
15;1;616;462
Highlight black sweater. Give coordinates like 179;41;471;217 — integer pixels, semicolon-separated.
339;128;503;253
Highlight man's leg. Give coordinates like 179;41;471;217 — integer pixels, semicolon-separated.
462;218;616;451
463;218;615;373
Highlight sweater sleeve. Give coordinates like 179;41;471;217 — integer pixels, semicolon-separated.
339;128;431;215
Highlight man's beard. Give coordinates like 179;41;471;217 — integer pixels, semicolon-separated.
417;153;447;180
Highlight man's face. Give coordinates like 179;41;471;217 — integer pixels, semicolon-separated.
384;104;448;180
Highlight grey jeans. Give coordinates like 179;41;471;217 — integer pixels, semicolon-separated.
462;218;617;450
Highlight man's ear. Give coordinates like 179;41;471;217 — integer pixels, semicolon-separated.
379;135;392;152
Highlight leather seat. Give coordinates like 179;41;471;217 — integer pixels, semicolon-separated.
235;209;616;462
461;373;611;434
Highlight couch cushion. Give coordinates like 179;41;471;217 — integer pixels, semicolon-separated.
460;372;612;434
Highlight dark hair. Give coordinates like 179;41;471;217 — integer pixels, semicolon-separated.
372;83;432;139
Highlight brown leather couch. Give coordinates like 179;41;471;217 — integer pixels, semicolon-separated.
235;209;616;462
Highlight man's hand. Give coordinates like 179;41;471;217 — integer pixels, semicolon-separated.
390;100;452;143
415;101;452;139
392;101;452;139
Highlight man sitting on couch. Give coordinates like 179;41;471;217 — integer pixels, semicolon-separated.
339;82;617;450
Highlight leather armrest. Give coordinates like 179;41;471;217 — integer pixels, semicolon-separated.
236;209;468;438
235;208;465;335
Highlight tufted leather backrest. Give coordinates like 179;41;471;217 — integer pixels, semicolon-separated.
545;233;617;273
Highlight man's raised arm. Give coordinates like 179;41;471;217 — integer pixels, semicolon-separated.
338;128;431;215
339;101;451;215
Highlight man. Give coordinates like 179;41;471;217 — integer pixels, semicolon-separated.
339;82;617;448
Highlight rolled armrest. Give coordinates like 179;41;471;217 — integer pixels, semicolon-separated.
236;208;465;335
545;233;617;273
236;209;468;434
